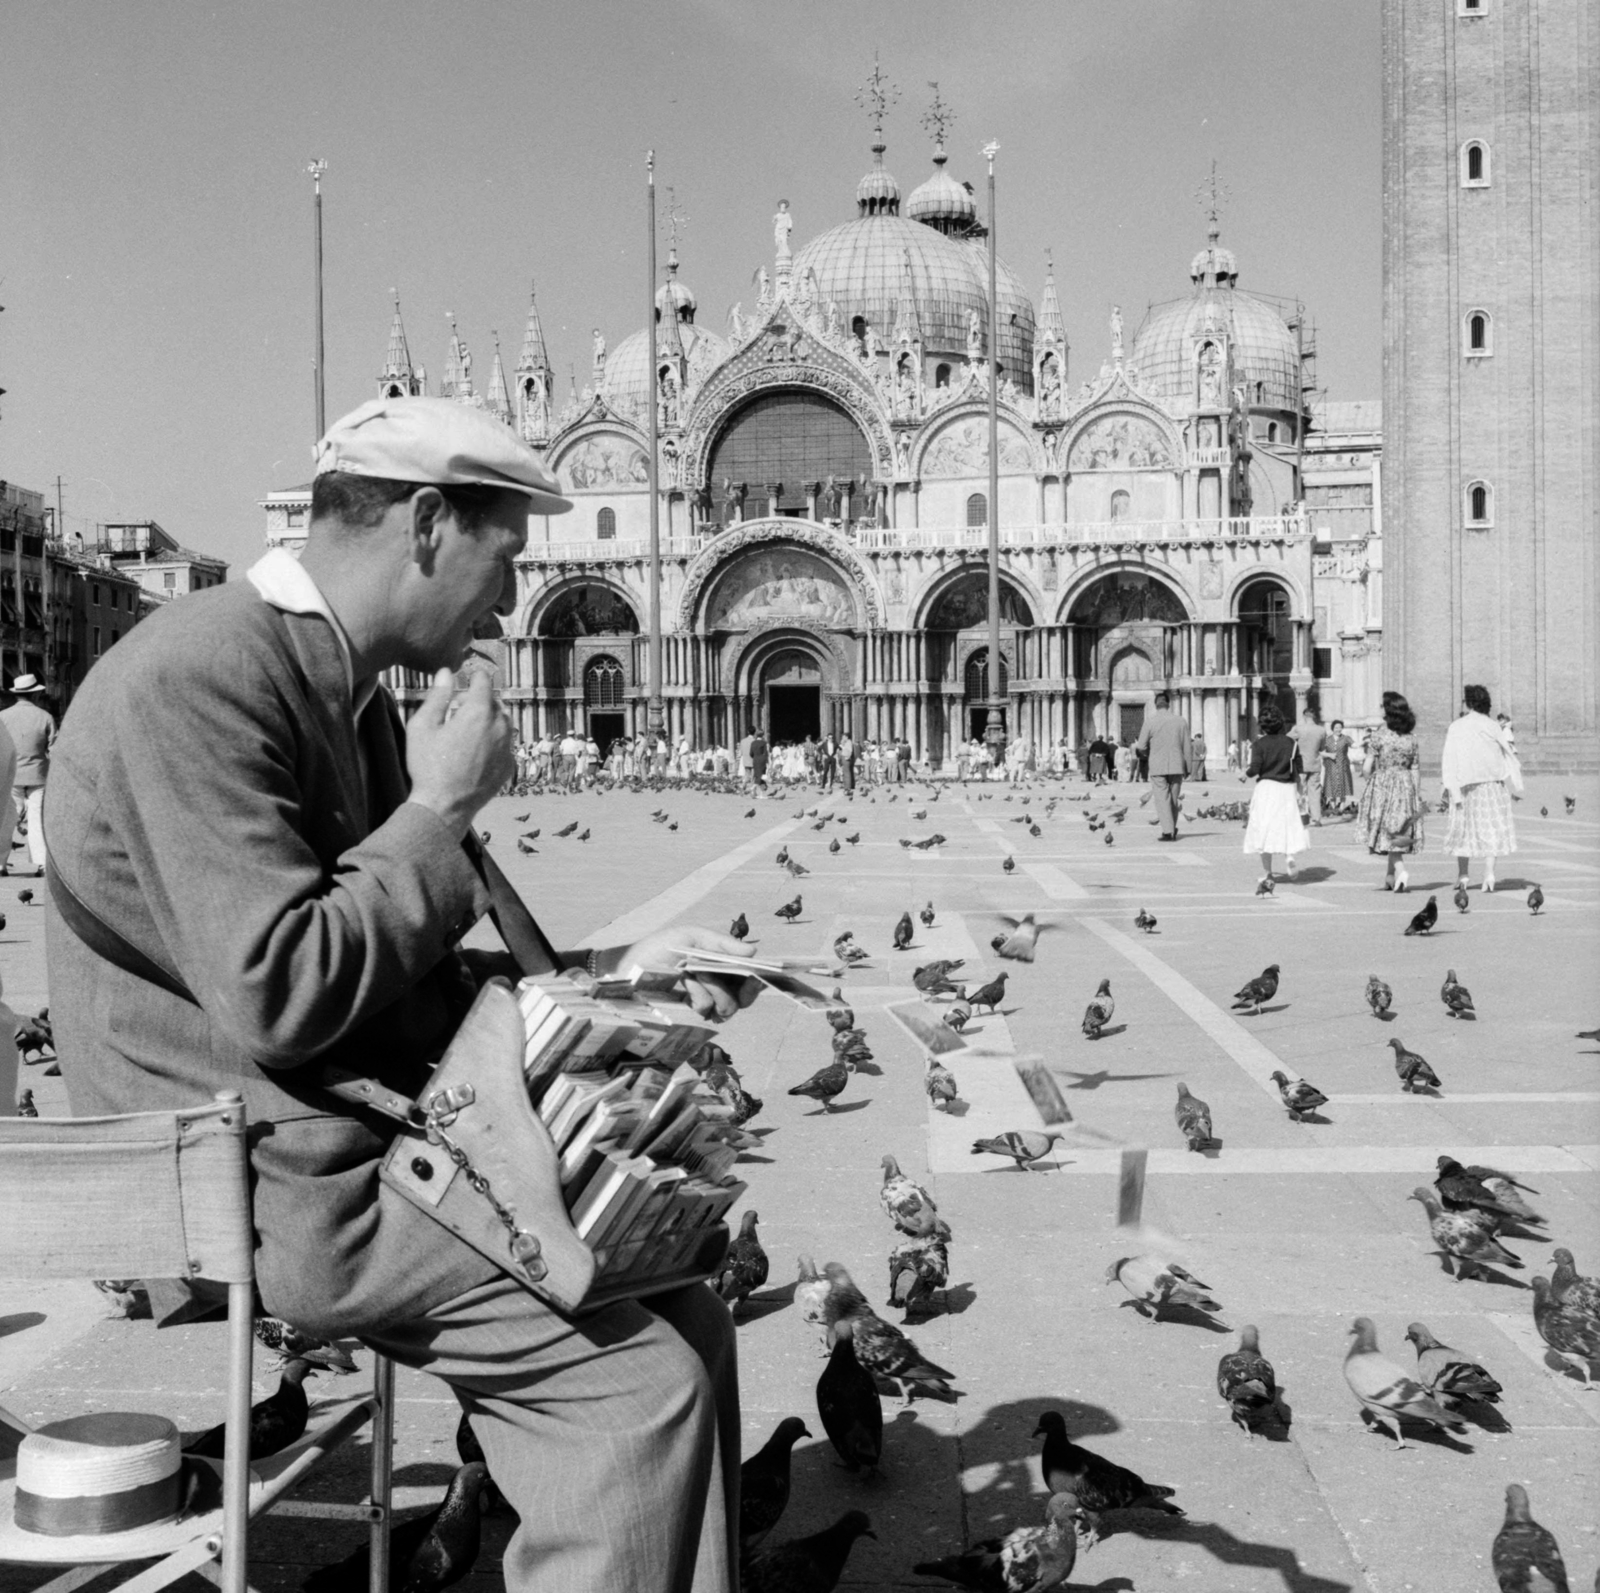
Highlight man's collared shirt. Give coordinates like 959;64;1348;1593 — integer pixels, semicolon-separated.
247;548;379;720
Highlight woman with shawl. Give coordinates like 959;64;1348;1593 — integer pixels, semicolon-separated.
1439;683;1519;892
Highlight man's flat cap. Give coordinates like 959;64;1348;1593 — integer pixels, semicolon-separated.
315;397;572;514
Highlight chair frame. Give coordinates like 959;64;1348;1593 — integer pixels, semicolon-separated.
0;1090;394;1593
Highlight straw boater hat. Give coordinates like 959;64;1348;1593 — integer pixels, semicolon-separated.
10;675;44;695
14;1413;186;1536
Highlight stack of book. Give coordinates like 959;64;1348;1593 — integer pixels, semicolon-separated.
514;978;749;1286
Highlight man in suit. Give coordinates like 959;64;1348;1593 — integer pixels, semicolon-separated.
1290;706;1328;825
1134;691;1193;840
46;398;757;1593
1;674;56;876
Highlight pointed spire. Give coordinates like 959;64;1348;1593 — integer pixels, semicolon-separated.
1037;250;1065;343
441;314;475;402
516;280;554;443
657;248;687;361
378;291;423;397
516;280;550;378
893;247;922;345
486;334;512;425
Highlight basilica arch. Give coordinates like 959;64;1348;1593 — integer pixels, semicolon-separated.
679;521;880;632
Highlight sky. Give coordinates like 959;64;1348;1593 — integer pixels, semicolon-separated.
1;0;1381;573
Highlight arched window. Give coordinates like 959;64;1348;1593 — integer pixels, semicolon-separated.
584;655;625;708
1266;422;1279;443
1109;489;1131;521
1461;141;1490;186
596;507;616;540
966;492;988;528
1465;311;1492;355
707;391;874;520
935;363;951;389
964;648;1009;701
1465;480;1494;528
1254;381;1265;404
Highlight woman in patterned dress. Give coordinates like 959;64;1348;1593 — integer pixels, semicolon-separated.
1439;683;1519;892
1358;692;1424;891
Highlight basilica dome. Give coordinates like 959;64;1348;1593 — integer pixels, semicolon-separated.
602;258;731;413
1131;226;1304;414
791;144;1035;389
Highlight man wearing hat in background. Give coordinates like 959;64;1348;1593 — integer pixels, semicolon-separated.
1;673;56;876
46;397;755;1593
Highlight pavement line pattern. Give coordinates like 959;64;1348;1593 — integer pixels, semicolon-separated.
1035;1144;1597;1175
1328;1092;1600;1105
1018;860;1089;899
577;813;803;948
1077;915;1288;1101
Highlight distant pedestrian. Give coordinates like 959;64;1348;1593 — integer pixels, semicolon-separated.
1321;719;1354;814
749;729;769;790
1440;684;1519;893
1225;739;1238;774
1135;691;1193;841
1190;730;1207;782
1290;707;1327;825
1242;701;1308;886
839;733;856;793
1088;735;1111;784
0;675;54;877
1358;691;1424;892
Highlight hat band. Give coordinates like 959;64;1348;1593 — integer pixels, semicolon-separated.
14;1472;182;1537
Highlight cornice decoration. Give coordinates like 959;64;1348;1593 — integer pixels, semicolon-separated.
677;519;883;632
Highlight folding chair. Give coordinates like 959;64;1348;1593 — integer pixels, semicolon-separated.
0;1089;395;1593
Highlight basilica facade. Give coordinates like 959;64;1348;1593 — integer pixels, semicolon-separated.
268;132;1383;766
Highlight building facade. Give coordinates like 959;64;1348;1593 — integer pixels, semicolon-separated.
96;521;228;603
1383;0;1599;768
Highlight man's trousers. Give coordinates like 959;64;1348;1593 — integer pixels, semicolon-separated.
1150;773;1184;838
364;1278;738;1593
3;786;45;872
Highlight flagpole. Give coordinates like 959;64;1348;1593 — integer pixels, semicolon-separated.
983;140;1004;761
645;151;664;745
308;160;327;443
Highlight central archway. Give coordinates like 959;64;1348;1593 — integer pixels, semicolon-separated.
761;647;823;743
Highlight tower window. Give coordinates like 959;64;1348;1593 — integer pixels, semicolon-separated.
596;507;616;540
1458;0;1484;13
1254;381;1265;404
966;492;988;529
1461;141;1490;186
1465;480;1494;528
935;363;951;389
1465;311;1492;355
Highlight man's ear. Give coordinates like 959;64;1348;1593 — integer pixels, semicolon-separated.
406;486;448;573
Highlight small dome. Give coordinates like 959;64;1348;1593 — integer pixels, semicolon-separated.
855;140;900;217
656;276;696;323
1189;223;1238;286
602;319;731;410
906;150;976;234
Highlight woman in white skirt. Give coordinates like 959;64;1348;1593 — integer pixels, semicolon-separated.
1242;701;1308;888
1439;683;1519;891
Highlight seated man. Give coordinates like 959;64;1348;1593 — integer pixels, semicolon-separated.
45;397;755;1593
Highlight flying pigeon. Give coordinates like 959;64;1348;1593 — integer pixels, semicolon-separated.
1231;965;1280;1014
1441;969;1475;1019
743;1511;876;1593
717;1211;770;1311
186;1358;316;1459
970;1131;1062;1171
1106;1255;1222;1321
1409;1187;1522;1279
788;1058;848;1111
740;1417;810;1552
1531;1276;1600;1389
879;1155;940;1237
1365;975;1393;1017
1491;1484;1571;1593
893;912;914;951
1217;1325;1278;1437
775;895;803;922
993;914;1043;963
1388;1038;1441;1093
1527;883;1544;915
1269;1069;1328;1122
911;1493;1083;1592
924;1057;959;1112
1174;1082;1214;1152
1343;1317;1465;1448
1033;1410;1183;1544
1403;895;1439;935
1402;1321;1502;1409
815;1318;883;1474
1081;978;1114;1039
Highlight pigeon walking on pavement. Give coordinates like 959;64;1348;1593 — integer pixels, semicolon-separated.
1453;880;1471;914
1033;1410;1183;1544
742;1511;876;1593
1269;1070;1328;1122
821;1263;956;1403
965;972;1008;1015
1365;975;1394;1018
911;1493;1083;1592
815;1319;882;1474
887;1235;949;1319
1217;1326;1278;1436
1409;1187;1522;1279
1081;979;1114;1039
740;1418;810;1552
1531;1276;1600;1389
1106;1255;1222;1322
717;1211;770;1312
1343;1317;1465;1448
788;1058;849;1111
1134;909;1157;934
1436;1157;1541;1224
1174;1083;1214;1152
879;1156;940;1236
1388;1038;1441;1093
1527;883;1544;915
924;1057;959;1112
1402;1322;1503;1409
893;912;914;951
970;1131;1063;1172
1491;1484;1570;1593
1230;965;1280;1014
920;901;936;928
775;895;803;922
730;913;749;941
1549;1248;1600;1319
1441;969;1476;1019
1403;895;1439;935
187;1359;316;1460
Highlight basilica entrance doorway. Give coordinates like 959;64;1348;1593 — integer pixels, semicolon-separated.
761;648;824;744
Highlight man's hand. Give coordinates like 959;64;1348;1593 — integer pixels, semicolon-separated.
406;669;514;838
615;926;763;1021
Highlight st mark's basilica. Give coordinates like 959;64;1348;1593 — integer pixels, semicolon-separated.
267;117;1383;766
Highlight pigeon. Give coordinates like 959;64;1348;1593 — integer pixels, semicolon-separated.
93;1278;150;1317
788;1059;848;1111
740;1417;810;1551
1454;881;1470;914
1564;794;1576;813
1033;1410;1183;1543
17;889;33;906
913;809;927;820
1174;1083;1213;1151
775;895;803;922
1441;969;1476;1019
1528;884;1544;915
821;1263;956;1402
1343;1317;1465;1448
893;912;914;951
1436;1157;1539;1223
1028;822;1042;838
825;990;856;1028
577;828;591;842
786;859;810;877
832;1028;873;1069
1266;1068;1327;1122
452;1411;509;1519
971;1131;1062;1171
516;838;538;855
1365;975;1394;1017
944;1000;972;1033
1491;1484;1571;1593
1001;855;1015;874
1531;1276;1600;1389
1103;832;1114;846
913;959;965;997
1403;1322;1503;1408
795;1256;832;1334
1254;876;1275;897
924;1057;959;1112
845;832;860;845
554;821;579;838
513;812;529;822
911;1493;1083;1592
879;1155;940;1236
1579;1028;1600;1043
965;972;1008;1015
1231;965;1280;1014
743;1511;876;1593
745;808;757;819
1540;805;1548;817
14;1012;53;1063
813;819;829;832
1106;1255;1222;1321
1217;1325;1278;1436
1134;909;1157;934
1409;1187;1522;1279
887;1234;949;1318
829;837;841;854
521;829;540;840
477;831;491;846
1404;895;1439;935
1388;1038;1441;1092
1068;978;1114;1043
776;848;790;866
815;1319;882;1473
186;1358;316;1459
718;1211;770;1311
993;914;1043;963
302;1462;489;1593
254;1318;359;1375
15;1088;37;1118
1549;1248;1600;1319
730;913;749;941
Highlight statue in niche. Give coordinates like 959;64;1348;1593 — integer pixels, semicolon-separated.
659;366;680;428
886;565;906;602
821;474;840;518
591;329;606;387
894;357;916;419
1042;548;1059;591
1197;341;1222;404
722;477;743;523
1110;304;1124;363
1038;354;1061;421
755;266;770;305
896;432;913;474
967;309;983;363
826;300;840;340
773;199;793;265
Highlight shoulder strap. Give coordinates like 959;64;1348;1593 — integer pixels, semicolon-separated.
46;862;198;1004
